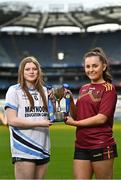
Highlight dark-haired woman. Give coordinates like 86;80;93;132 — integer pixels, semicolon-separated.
65;47;118;179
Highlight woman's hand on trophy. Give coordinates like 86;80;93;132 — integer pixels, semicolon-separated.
64;116;77;126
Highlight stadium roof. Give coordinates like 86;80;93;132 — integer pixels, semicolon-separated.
0;1;121;33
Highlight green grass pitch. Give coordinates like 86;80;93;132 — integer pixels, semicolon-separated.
0;121;121;179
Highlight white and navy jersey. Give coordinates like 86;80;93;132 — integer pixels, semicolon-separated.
5;84;50;160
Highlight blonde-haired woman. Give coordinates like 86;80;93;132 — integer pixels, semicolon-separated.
5;56;52;179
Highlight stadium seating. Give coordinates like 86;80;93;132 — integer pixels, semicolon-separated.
0;30;121;97
0;31;121;67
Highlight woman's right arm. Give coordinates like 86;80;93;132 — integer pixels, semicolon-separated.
6;108;52;128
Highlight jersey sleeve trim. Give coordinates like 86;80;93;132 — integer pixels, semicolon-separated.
5;102;18;111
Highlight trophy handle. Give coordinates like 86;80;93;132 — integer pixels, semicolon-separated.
63;83;71;117
65;92;71;115
47;85;56;122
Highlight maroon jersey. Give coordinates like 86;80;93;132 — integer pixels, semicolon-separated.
75;82;117;149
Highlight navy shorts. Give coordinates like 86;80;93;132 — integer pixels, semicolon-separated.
12;157;50;165
74;144;118;162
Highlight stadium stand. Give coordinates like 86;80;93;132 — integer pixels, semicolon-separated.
0;31;121;66
0;1;121;98
0;30;121;97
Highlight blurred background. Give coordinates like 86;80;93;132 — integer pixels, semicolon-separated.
0;0;121;121
0;1;121;179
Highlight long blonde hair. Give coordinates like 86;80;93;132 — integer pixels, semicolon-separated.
18;56;47;111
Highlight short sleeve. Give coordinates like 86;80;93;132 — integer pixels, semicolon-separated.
5;85;18;111
99;86;117;118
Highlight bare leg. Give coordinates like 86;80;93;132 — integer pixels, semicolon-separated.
15;161;36;179
73;159;93;179
35;163;48;179
92;159;114;179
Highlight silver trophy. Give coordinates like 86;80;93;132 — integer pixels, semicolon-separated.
52;86;65;121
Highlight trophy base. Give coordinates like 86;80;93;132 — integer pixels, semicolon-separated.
54;111;64;122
